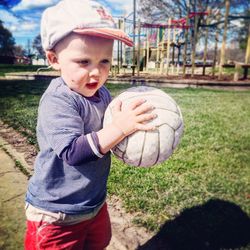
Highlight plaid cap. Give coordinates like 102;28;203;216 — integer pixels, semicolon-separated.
41;0;133;50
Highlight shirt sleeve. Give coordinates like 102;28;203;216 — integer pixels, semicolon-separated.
60;132;103;165
38;92;103;164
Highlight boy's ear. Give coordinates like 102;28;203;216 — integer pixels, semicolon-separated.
46;50;60;70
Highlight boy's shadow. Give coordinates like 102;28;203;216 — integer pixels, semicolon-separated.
137;199;250;250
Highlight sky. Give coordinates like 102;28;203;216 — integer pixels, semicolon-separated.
0;0;134;48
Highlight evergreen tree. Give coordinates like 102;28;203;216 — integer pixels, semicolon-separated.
0;20;15;56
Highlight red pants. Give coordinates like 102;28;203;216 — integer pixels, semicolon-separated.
24;203;111;250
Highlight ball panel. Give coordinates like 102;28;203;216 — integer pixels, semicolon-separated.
112;136;128;158
113;88;177;105
117;86;173;101
140;130;160;167
157;124;175;163
150;109;183;130
173;121;184;149
123;131;146;166
118;95;179;114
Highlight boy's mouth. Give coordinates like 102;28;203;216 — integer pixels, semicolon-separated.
86;81;98;89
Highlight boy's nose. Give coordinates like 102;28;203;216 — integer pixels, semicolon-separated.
89;67;100;77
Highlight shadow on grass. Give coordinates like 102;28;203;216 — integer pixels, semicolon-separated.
137;199;250;250
0;79;50;97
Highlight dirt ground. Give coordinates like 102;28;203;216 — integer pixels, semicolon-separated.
112;71;250;82
0;121;153;250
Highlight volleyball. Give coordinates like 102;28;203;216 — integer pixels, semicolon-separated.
103;86;184;167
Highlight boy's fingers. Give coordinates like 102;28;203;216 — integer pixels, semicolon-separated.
128;99;146;110
136;113;157;123
135;123;156;131
112;99;122;114
134;103;154;115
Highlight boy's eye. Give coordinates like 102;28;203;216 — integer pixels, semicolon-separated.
79;60;89;65
101;59;110;64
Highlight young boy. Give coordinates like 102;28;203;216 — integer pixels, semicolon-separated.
24;0;156;249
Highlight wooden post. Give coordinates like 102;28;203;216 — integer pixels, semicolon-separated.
118;19;122;74
122;18;126;73
234;63;241;81
245;24;250;64
218;0;230;80
202;8;210;76
171;27;176;74
166;18;172;75
117;40;120;74
143;40;147;72
137;20;141;76
146;30;150;72
212;28;219;77
112;58;116;77
132;0;136;76
156;28;160;72
120;20;123;70
160;29;165;74
183;3;190;77
191;12;198;77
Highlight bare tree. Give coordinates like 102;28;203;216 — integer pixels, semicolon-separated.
0;20;15;56
32;34;45;60
138;0;249;23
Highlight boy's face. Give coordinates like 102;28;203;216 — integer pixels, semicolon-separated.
48;34;113;97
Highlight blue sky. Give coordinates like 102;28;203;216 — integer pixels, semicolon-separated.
0;0;134;48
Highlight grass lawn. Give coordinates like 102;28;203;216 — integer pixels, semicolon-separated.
0;79;250;247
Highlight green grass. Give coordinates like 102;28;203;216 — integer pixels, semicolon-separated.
0;64;47;76
107;87;250;230
0;79;249;240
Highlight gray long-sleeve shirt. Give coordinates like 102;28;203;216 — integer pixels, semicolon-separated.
26;77;112;215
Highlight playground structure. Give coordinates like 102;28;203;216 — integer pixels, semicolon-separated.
112;0;250;81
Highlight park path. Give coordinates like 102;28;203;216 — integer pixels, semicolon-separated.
0;148;27;249
0;124;153;250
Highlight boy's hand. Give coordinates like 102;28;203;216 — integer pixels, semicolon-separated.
112;99;157;136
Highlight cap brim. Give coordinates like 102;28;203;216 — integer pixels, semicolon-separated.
73;28;134;47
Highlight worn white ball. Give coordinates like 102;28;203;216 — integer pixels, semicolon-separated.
103;86;184;167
